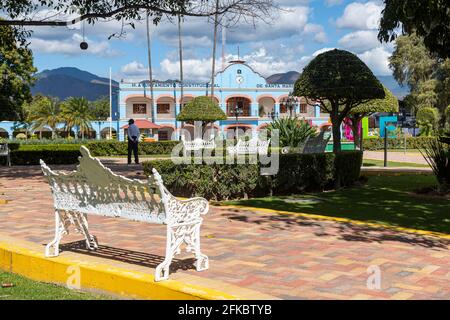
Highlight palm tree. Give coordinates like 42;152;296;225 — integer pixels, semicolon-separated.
210;0;220;100
178;14;184;112
29;96;61;139
61;97;93;139
146;10;155;123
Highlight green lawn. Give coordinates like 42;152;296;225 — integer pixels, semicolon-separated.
362;159;430;167
0;271;113;300
223;174;450;234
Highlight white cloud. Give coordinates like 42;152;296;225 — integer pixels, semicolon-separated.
29;34;120;57
357;47;391;75
120;61;148;77
338;30;380;53
302;23;327;43
325;0;344;6
335;1;382;30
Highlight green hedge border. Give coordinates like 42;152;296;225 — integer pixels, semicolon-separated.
142;151;363;200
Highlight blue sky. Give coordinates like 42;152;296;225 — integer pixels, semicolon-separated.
27;0;393;82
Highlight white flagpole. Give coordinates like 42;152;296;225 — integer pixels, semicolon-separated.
109;67;112;140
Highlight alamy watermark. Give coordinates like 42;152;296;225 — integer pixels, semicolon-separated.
169;121;280;175
366;265;381;290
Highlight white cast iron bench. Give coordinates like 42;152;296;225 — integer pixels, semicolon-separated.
181;136;216;156
227;138;271;156
40;146;209;281
0;143;11;166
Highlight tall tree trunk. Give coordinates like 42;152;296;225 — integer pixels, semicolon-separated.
349;114;362;150
210;0;219;100
178;14;183;140
330;107;342;153
178;14;184;104
146;10;155;123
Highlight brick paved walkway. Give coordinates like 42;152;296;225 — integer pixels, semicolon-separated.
364;151;428;165
0;165;448;299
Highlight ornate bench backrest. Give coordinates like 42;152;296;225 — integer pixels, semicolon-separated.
40;146;166;224
235;138;270;155
302;128;332;154
0;143;9;156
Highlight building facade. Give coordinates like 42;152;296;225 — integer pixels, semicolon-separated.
0;61;331;141
117;60;329;141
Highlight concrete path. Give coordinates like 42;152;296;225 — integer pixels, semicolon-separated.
363;151;428;165
0;165;448;300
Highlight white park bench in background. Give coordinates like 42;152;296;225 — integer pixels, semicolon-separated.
0;143;11;167
40;146;209;281
227;138;271;156
181;136;216;156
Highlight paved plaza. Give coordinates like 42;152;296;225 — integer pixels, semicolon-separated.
0;164;448;300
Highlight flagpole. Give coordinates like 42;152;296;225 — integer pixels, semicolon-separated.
109;67;112;140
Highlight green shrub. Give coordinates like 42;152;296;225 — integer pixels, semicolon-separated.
85;140;179;156
419;138;450;192
417;107;440;136
143;151;362;200
363;136;435;150
0;144;82;165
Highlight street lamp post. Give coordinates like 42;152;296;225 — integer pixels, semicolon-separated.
269;110;279;121
230;105;243;140
280;92;299;118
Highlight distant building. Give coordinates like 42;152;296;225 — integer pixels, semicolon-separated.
0;61;330;141
117;60;329;141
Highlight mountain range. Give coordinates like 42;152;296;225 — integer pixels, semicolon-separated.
31;67;119;101
31;67;409;101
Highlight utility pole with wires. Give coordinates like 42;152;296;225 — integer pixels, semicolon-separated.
146;10;155;123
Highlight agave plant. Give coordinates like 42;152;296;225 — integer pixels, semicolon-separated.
420;137;450;192
267;117;317;149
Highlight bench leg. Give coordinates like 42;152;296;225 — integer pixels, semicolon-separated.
155;221;209;281
74;213;98;251
187;222;209;272
155;224;183;281
45;210;67;257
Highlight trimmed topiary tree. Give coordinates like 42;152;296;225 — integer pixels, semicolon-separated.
294;49;385;152
348;86;399;149
417;107;439;136
176;96;226;136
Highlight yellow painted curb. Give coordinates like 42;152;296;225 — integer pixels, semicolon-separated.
0;235;276;300
216;204;450;240
0;199;8;204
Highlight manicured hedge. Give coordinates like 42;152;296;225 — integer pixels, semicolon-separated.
1;144;81;165
142;151;363;200
362;137;435;150
85;140;179;156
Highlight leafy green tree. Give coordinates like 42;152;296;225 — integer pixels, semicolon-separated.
348;86;399;149
294;49;385;152
61;97;93;139
267;117;316;149
445;105;450;131
417;107;439;136
89;96;110;120
389;34;450;129
388;33;437;92
29;95;61;139
176;96;226;135
0;24;36;121
378;0;450;59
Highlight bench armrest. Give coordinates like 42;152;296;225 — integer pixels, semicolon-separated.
166;196;209;225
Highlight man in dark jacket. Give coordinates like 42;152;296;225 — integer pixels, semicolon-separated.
127;119;140;164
